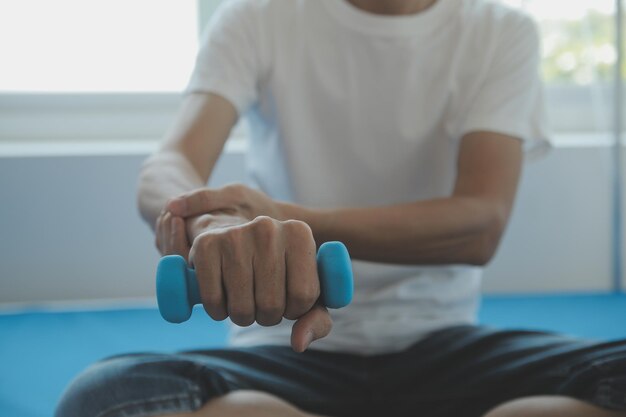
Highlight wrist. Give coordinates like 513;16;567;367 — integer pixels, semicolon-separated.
185;212;249;241
278;202;332;243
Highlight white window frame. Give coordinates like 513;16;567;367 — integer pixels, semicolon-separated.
0;0;620;145
0;93;181;143
0;0;222;144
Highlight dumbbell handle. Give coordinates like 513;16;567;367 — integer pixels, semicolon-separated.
157;241;353;323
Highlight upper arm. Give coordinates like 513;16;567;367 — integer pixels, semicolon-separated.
453;131;523;248
451;13;549;157
160;0;263;183
160;92;238;183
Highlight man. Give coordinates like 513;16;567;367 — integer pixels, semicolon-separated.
55;0;626;416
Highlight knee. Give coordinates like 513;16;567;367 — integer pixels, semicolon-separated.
482;396;626;417
54;355;222;417
197;391;315;416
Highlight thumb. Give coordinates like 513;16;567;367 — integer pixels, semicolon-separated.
290;305;332;353
167;189;231;217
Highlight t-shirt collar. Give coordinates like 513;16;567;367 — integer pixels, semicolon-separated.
321;0;459;37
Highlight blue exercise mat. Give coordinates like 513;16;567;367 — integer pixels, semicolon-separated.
2;293;626;417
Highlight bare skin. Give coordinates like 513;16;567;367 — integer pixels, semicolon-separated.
483;396;626;417
346;0;437;15
167;131;522;266
161;391;325;417
136;1;626;416
160;392;625;417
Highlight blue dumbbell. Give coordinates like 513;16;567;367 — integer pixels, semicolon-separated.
157;241;354;323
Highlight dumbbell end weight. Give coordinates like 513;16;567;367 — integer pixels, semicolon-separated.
156;255;199;324
157;241;353;323
317;241;353;308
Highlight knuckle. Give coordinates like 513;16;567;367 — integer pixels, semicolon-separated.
209;310;228;322
190;236;215;261
257;315;282;327
202;302;227;321
283;219;312;237
225;183;246;199
291;279;320;306
253;215;275;226
252;216;277;238
229;308;254;327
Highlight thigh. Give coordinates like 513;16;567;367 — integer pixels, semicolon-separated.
373;325;626;417
55;346;370;417
483;396;626;417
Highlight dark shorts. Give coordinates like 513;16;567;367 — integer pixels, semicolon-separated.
55;325;626;417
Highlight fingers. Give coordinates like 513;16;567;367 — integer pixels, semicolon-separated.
190;239;228;321
170;217;190;259
290;305;333;353
283;221;319;320
155;211;168;254
252;217;286;326
189;217;321;335
221;230;255;326
167;187;235;218
155;211;190;259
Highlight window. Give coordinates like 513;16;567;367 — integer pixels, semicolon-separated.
0;0;198;93
0;0;222;144
504;0;618;139
0;0;621;144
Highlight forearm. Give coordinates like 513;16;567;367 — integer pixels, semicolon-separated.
284;196;508;266
138;93;237;230
137;151;205;230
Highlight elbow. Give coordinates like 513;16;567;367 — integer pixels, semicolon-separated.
136;155;161;230
468;241;498;267
466;204;509;266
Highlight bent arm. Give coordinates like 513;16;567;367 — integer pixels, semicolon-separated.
285;131;523;266
137;93;238;229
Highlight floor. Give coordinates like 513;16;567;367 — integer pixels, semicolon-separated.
1;293;626;417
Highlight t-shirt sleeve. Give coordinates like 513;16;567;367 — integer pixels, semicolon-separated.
184;0;263;115
451;13;551;158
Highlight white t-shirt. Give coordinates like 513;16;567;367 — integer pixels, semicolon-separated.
186;0;550;355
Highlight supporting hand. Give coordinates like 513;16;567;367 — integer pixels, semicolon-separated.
166;184;290;222
155;210;190;261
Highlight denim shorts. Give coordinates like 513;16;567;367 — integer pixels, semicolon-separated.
55;325;626;417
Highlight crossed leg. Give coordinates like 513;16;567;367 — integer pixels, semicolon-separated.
483;396;626;417
162;390;326;417
163;392;626;417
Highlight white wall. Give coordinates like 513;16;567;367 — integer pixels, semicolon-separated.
483;145;614;292
0;144;616;304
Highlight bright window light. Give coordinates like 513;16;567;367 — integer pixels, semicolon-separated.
0;1;199;92
502;0;614;20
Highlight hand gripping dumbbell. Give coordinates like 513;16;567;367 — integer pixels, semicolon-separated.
156;241;354;323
